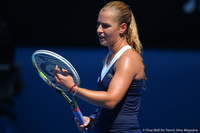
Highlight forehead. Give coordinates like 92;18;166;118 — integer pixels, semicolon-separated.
97;10;116;24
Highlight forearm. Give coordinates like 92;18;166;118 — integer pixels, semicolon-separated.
71;86;115;109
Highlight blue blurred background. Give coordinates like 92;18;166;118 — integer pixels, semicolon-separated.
1;0;200;132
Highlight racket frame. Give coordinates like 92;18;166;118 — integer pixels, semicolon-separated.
31;50;87;127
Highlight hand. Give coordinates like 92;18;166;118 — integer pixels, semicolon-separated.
75;116;91;132
54;65;74;90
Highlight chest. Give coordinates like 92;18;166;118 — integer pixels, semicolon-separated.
97;62;116;91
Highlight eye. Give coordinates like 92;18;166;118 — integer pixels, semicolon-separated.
97;21;111;29
102;23;110;29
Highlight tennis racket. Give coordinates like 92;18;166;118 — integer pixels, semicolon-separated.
32;50;89;133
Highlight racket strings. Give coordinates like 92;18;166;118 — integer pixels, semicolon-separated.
34;54;74;91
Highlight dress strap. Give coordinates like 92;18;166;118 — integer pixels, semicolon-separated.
101;45;132;81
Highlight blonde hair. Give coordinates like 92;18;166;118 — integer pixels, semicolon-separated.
101;1;143;55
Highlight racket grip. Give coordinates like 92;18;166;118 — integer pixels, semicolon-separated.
72;107;90;133
72;107;85;124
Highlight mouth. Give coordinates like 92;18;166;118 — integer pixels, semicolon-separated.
99;36;105;40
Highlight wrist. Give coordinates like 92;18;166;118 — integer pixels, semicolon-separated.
68;84;76;93
72;86;79;96
70;85;79;96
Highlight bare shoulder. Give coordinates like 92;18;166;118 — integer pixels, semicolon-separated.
118;49;143;66
115;49;144;79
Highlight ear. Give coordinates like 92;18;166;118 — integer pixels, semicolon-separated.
119;23;127;35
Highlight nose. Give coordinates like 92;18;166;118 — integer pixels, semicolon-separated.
97;24;103;33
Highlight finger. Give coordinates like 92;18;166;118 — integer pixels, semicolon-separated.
75;117;79;124
78;124;88;132
56;68;60;73
75;118;87;132
54;69;60;77
83;117;90;127
55;65;58;71
54;65;61;75
62;69;70;76
54;66;61;82
54;74;60;82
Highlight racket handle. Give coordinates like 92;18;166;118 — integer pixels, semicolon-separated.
72;107;90;133
72;107;85;124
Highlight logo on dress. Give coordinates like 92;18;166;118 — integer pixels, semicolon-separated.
107;73;113;78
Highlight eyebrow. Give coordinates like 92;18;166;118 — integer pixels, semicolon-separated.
97;20;110;25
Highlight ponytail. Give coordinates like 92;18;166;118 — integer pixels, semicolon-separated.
127;12;143;55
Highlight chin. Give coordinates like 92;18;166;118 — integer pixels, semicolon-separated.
99;41;109;47
99;41;106;46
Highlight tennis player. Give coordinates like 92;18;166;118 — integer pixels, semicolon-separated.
54;1;145;133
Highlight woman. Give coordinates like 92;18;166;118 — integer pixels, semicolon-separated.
54;1;145;133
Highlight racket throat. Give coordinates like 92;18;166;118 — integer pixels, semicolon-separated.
58;91;73;106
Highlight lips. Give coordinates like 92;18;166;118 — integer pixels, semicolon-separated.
99;36;105;40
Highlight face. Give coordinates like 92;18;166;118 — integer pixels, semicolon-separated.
97;10;121;46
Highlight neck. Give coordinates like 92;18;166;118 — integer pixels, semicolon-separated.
108;37;127;55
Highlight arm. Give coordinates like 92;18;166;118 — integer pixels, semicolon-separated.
54;52;143;109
